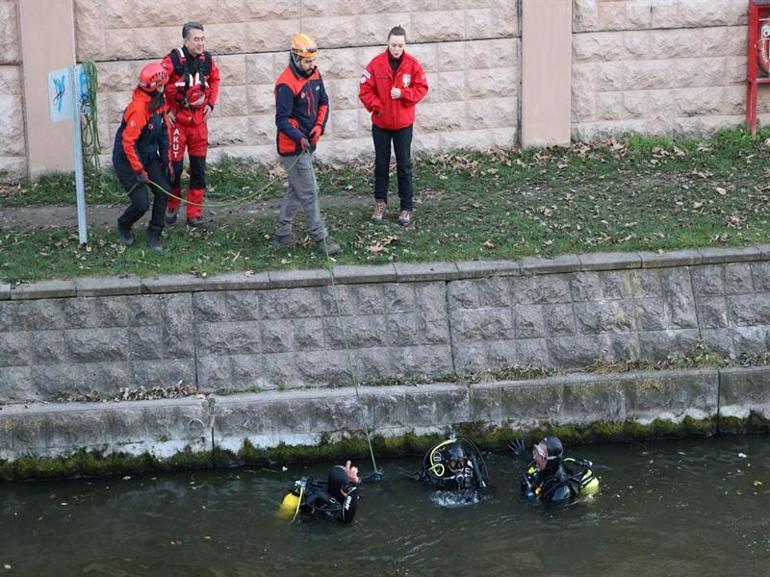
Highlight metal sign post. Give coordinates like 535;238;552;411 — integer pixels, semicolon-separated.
48;65;88;246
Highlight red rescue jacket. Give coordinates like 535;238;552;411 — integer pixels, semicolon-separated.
112;89;169;174
162;47;220;126
274;58;330;156
359;50;428;131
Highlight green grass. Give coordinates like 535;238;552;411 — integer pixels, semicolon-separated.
1;127;769;283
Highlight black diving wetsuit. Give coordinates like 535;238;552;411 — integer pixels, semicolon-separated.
297;478;359;523
521;462;581;504
419;457;487;499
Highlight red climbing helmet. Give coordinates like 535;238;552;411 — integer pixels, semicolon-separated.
138;62;169;92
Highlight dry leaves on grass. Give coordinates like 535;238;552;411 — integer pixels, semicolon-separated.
366;235;400;255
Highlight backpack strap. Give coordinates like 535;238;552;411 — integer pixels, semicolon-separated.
167;48;185;77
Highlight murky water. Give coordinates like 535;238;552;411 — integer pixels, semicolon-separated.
1;436;768;577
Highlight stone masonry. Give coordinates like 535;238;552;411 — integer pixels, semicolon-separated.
76;0;520;167
0;0;25;178
1;247;769;404
572;0;757;140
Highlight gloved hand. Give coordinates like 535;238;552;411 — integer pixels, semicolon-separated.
135;171;150;184
309;124;323;146
508;438;528;458
299;137;310;152
372;104;382;117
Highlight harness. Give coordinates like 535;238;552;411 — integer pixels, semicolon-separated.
168;48;212;107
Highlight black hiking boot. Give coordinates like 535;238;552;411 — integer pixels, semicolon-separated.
117;221;134;247
147;230;163;254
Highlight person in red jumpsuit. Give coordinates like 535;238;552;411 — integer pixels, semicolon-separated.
113;62;172;253
162;21;221;230
359;26;429;227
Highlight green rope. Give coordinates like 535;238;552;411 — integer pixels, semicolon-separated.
135;153;302;208
79;60;102;176
132;148;383;476
307;151;382;477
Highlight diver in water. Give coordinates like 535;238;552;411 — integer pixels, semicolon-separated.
416;437;489;500
511;436;599;505
278;460;360;523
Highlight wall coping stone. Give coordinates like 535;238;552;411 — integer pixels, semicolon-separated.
520;254;582;275
10;279;76;300
332;264;397;284
578;251;642;271
455;260;521;278
0;395;208;418
698;246;763;264
472;366;719;390
394;262;462;282
197;271;271;291
140;274;213;294
640;249;703;269
6;246;770;301
76;275;141;297
267;268;332;289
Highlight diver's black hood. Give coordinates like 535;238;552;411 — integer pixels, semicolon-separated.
328;466;351;501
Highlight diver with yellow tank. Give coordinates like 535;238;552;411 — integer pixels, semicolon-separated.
510;436;599;504
416;436;489;501
278;460;360;523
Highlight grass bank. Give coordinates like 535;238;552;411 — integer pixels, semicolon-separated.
1;128;769;283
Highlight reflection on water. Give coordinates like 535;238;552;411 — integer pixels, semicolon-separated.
1;436;768;577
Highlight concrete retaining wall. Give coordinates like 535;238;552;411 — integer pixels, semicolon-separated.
2;247;769;403
1;247;769;471
1;365;767;466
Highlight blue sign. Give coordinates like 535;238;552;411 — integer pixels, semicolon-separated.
48;67;73;123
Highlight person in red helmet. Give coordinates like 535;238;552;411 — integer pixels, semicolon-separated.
273;33;340;256
359;26;429;227
113;62;173;253
162;21;221;230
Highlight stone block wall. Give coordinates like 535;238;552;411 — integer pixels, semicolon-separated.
0;0;25;179
572;0;755;140
450;259;770;372
1;249;769;404
194;282;453;391
75;0;520;166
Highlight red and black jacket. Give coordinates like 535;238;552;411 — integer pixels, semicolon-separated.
162;46;220;126
359;50;428;131
112;89;169;173
274;58;329;156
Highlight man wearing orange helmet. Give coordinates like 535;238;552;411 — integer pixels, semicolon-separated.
113;62;173;253
359;26;429;227
162;21;221;230
273;33;340;256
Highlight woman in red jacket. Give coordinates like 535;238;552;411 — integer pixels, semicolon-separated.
359;26;429;227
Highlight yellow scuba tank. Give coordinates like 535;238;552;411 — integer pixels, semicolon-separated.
277;491;301;520
579;469;600;496
277;480;305;521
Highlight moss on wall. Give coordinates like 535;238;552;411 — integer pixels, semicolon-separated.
2;414;764;481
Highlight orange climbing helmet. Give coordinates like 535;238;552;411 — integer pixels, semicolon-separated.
290;33;318;59
138;62;169;92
